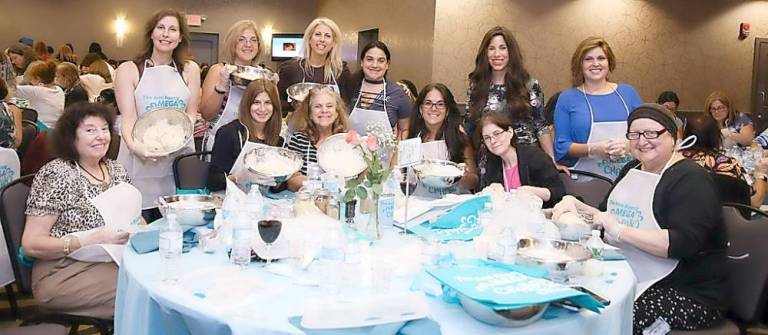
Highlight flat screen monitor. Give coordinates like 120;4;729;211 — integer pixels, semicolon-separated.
272;33;303;61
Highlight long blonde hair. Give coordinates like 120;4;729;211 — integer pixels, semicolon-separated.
294;86;348;144
300;17;343;83
223;20;262;65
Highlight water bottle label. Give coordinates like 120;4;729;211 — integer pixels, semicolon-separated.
378;194;395;227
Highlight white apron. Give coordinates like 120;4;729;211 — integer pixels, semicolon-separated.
228;126;270;182
203;84;245;152
572;87;633;180
413;139;459;198
606;161;679;299
349;81;392;136
117;60;194;208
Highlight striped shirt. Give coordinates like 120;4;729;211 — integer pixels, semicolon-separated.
285;131;317;175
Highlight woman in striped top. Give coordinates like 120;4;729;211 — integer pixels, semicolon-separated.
285;85;349;191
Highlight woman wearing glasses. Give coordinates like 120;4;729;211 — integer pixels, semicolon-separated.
705;91;754;148
553;104;727;334
406;83;478;197
477;112;564;207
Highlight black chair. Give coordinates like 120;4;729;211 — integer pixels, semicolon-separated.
16;120;39;159
172;151;212;191
20;108;37;123
0;175;112;335
558;169;614;208
671;203;768;335
710;174;752;218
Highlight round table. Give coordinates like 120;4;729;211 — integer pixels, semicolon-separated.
115;224;636;335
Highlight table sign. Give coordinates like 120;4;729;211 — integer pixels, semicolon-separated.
397;138;422;167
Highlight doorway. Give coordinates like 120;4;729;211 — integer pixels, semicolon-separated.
357;28;379;60
189;32;219;67
750;38;768;134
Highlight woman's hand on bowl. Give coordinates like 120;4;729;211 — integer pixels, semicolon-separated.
131;143;164;161
592;212;624;243
551;195;580;221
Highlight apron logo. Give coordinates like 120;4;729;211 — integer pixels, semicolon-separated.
598;156;634;177
144;95;187;112
0;166;14;187
608;199;644;228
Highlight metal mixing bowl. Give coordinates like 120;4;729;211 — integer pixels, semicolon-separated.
244;146;303;184
458;294;549;327
158;194;223;226
286;82;327;102
412;159;465;189
230;65;278;88
516;237;592;278
132;108;193;156
317;133;367;179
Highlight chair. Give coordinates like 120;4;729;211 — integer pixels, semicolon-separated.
670;203;768;334
710;174;751;218
172;151;212;191
558;169;614;208
0;175;112;335
20;108;37;123
0;147;21;316
16;120;39;159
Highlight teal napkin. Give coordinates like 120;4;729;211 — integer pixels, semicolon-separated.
287;316;441;335
407;220;482;242
428;196;490;229
176;188;210;195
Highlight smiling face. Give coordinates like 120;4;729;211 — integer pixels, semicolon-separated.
235;28;259;63
75;116;111;162
486;35;509;72
310;24;334;57
628;118;674;166
581;47;610;83
481;122;514;157
250;92;273;124
309;92;338;129
709;99;729;123
361;47;389;81
151;16;181;54
420;89;448;129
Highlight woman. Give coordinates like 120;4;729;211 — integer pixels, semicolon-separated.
348;41;411;139
553;37;642;180
553;104;727;333
208;79;284;192
706;91;754;148
407;83;478;197
657;91;679;114
285;86;349;191
33;42;50;61
0;78;22;148
21;103;141;319
7;43;38;84
479;113;564;207
277;17;352;107
55;62;89;107
79;59;114;101
114;9;201;220
200;20;270;152
680;114;766;207
55;45;77;64
16;60;65;127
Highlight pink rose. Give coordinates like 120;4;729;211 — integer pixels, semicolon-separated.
366;135;379;151
346;130;360;145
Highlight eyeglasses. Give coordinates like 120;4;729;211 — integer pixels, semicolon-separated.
709;105;728;113
482;129;509;143
626;129;667;140
421;101;446;111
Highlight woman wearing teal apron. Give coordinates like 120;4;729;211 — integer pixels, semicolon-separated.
553;104;728;333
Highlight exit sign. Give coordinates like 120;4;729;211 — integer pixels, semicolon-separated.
186;14;202;27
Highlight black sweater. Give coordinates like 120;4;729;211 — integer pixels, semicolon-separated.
600;158;729;311
480;144;565;208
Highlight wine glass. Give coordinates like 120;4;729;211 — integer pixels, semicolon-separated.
399;166;418;235
258;219;282;266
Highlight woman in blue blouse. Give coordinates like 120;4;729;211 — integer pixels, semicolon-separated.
705;91;754;148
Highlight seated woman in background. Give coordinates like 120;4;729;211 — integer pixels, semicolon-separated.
680;114;766;207
7;43;38;84
55;62;89;107
208;79;284;192
21;103;140;319
0;77;22;149
478;112;565;208
706;91;754;148
79;59;113;101
285;86;349;191
406;83;478;197
16;60;65;128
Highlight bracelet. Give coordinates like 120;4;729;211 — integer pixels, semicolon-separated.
214;85;227;94
63;236;73;255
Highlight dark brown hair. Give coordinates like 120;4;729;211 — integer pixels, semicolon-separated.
478;112;518;149
238;79;282;146
137;9;191;72
7;43;38;74
0;78;8;100
53;103;116;162
683;114;722;155
407;83;468;163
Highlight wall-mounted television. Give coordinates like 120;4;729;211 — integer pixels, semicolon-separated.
271;33;303;61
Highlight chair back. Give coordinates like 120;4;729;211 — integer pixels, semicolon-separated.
172;151;212;190
558;169;614;208
0;174;35;294
712;174;751;217
722;203;768;322
17;120;39;159
20;108;37;123
0;147;20;188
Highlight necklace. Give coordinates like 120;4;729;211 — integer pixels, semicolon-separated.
79;161;106;183
363;78;384;84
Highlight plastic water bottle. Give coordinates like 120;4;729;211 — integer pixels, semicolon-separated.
492;226;518;263
159;213;183;283
231;212;253;269
585;230;605;260
244;184;263;222
478;202;494;227
307;163;323;191
320;230;345;295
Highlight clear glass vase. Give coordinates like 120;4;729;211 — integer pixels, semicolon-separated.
365;194;381;240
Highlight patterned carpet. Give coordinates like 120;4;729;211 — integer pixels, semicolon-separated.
0;284;102;334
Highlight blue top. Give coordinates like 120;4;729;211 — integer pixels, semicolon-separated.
553;83;642;165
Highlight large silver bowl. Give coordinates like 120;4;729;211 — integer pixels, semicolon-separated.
317;133;367;179
158;194;223;226
286;82;326;102
516;238;592;278
458;294;548;327
412;159;465;189
132;108;193;156
230;65;278;88
244;146;303;184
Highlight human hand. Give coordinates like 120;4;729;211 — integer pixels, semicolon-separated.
77;228;130;246
131;143;164;162
721;128;734;139
587;140;611;159
606;138;630;159
756;158;768;176
555;162;571;176
218;64;237;90
552;195;580;221
592;212;624;243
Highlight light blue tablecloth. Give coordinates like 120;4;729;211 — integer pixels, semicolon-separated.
115;228;635;335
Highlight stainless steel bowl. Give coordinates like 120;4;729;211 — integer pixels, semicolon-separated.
516;237;592;277
412;159;465;189
244;146;303;184
230;65;278;88
317;133;367;179
158;194;223;226
458;294;548;327
286;82;327;102
132;108;193;156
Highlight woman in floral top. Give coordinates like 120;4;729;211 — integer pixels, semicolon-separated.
0;78;21;149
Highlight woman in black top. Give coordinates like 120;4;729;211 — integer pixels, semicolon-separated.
553;104;727;333
208;79;284;192
478;112;564;208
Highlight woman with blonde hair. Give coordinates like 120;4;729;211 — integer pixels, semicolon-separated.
55;62;88;107
278;17;352;107
705;91;754;148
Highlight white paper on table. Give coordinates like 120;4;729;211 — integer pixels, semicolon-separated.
393;194;475;223
301;292;429;329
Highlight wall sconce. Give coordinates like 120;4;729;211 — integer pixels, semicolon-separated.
114;15;128;48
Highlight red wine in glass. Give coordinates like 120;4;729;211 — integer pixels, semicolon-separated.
400;182;417;195
258;220;282;244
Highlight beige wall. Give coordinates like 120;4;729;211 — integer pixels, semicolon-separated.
432;0;768;113
0;0;317;69
316;0;436;90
